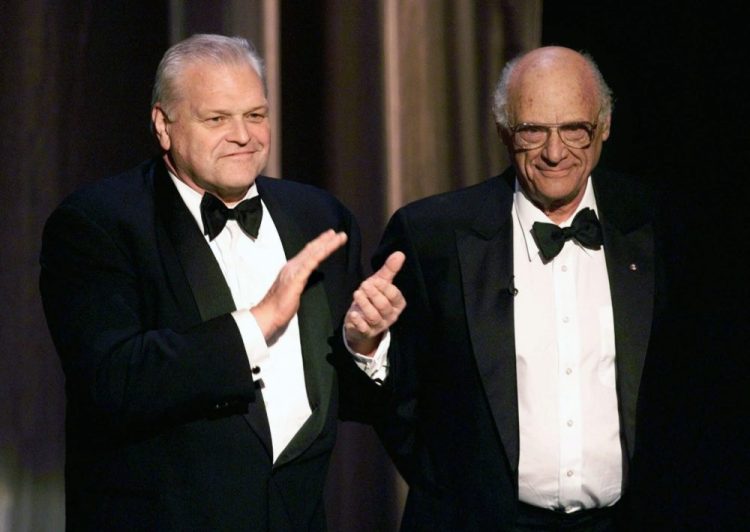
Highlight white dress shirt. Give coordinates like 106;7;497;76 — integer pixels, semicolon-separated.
171;174;310;463
349;333;391;381
513;178;622;511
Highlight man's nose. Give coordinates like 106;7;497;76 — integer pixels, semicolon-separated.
541;128;567;162
227;117;251;144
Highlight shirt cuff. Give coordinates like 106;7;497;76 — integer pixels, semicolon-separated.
232;308;270;381
344;329;390;383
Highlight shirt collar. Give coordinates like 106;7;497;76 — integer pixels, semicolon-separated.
513;176;599;263
169;172;259;235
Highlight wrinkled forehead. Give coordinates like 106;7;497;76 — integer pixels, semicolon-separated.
171;60;264;103
508;56;601;123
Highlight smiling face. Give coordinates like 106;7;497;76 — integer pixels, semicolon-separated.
151;60;270;203
501;47;610;223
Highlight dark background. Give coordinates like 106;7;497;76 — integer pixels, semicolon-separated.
544;3;748;529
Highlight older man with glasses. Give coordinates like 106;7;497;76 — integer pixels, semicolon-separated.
351;46;664;531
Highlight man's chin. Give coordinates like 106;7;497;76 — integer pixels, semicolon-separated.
217;167;260;185
219;158;266;178
205;177;259;202
526;181;585;211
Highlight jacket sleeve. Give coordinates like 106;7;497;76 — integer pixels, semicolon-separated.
367;208;438;487
39;202;256;433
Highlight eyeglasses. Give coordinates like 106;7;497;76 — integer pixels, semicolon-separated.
508;121;598;150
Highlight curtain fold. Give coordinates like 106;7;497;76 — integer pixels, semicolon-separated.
1;2;167;531
380;0;541;210
1;2;89;530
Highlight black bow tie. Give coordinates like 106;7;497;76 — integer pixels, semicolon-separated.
200;193;262;241
531;207;603;261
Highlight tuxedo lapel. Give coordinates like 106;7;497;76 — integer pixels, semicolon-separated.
257;178;335;467
153;163;273;457
457;174;520;472
153;163;236;322
593;173;656;459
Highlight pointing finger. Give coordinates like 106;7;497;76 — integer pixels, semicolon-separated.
373;251;405;282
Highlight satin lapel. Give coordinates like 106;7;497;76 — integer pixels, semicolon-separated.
153;165;272;457
457;175;519;472
257;178;335;467
594;176;656;460
153;164;236;322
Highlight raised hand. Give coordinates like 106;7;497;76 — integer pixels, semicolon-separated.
344;251;406;355
252;229;348;341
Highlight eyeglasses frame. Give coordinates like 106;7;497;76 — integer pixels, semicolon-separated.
507;121;599;150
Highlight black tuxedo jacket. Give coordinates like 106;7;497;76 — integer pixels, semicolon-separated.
372;167;661;531
40;158;365;531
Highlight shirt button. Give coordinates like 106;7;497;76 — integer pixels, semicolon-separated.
561;265;568;272
567;419;574;427
562;316;570;323
567;470;574;477
565;367;572;375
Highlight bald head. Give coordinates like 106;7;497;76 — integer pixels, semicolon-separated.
492;46;612;129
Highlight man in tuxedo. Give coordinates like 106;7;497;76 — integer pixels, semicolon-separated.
348;46;663;531
40;34;403;531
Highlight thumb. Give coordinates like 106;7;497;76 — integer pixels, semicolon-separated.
373;251;405;282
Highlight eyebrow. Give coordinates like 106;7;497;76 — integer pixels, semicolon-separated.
197;103;269;116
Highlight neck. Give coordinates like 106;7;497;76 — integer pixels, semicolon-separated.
162;153;250;205
542;200;581;224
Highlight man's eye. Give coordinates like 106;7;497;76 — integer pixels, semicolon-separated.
207;116;225;123
560;123;586;133
519;125;546;134
516;125;547;141
560;124;589;138
247;113;266;122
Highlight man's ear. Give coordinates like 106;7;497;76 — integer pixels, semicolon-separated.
600;114;611;142
497;123;512;149
151;105;171;151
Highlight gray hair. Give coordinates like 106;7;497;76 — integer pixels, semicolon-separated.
151;34;266;114
491;50;613;129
